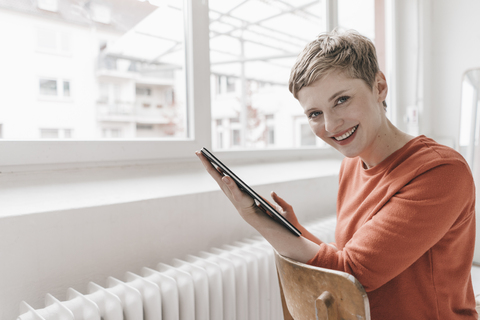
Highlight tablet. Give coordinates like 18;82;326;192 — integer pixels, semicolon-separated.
201;147;302;237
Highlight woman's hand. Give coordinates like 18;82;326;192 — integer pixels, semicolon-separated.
195;151;262;224
195;150;322;262
270;191;300;229
271;191;323;246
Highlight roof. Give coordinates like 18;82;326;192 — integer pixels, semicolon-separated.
0;0;157;32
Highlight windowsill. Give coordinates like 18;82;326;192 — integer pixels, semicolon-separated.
0;156;343;218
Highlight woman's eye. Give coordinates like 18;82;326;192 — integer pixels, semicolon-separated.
336;96;349;105
308;111;322;119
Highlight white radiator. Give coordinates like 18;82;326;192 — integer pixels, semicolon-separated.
17;216;336;320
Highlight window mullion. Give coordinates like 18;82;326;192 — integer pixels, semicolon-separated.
186;0;212;149
326;0;339;31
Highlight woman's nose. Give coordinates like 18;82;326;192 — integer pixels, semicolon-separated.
324;112;344;134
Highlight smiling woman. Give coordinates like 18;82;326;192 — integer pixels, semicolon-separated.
197;29;478;320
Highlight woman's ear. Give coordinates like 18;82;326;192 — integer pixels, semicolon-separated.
375;71;388;103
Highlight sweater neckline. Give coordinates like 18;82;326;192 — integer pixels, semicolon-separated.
360;135;425;175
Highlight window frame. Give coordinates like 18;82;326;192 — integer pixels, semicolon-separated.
0;0;356;169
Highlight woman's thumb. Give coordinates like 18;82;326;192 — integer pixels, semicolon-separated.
271;191;288;211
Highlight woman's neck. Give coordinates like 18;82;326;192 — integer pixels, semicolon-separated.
361;120;415;169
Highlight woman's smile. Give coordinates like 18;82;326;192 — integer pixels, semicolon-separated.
331;125;359;145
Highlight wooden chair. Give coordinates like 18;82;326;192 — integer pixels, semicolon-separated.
274;250;370;320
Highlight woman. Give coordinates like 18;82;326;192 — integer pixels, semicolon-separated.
196;30;477;319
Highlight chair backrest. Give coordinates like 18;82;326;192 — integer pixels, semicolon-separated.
274;250;370;320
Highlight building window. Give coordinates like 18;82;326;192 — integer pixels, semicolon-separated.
39;79;57;96
215;119;224;149
165;89;175;106
265;114;275;145
102;128;122;138
63;81;71;97
136;86;152;96
231;129;241;147
226;77;236;93
40;128;73;139
216;75;223;95
64;129;72;138
38;78;71;98
300;123;316;146
136;124;154;130
98;83;110;103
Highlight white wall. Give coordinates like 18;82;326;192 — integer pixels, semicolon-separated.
394;0;480;261
393;0;480;145
429;0;480;144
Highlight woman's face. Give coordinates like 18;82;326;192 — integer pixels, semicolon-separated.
297;71;388;161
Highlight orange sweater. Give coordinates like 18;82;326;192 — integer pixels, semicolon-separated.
307;136;477;319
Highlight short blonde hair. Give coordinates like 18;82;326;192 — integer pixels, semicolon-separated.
289;30;380;99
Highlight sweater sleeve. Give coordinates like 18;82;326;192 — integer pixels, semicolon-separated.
307;160;475;292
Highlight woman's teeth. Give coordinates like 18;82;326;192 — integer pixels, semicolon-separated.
334;126;358;141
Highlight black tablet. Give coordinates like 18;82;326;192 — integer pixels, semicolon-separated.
201;147;302;237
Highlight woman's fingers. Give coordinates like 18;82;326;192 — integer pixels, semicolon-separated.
196;151;254;209
271;191;300;226
196;151;225;184
223;176;256;207
222;176;243;202
271;191;292;212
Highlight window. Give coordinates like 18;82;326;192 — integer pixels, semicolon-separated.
39;79;57;96
231;129;241;147
0;0;389;167
38;78;71;98
294;117;326;148
300;124;316;146
136;86;152;96
102;128;122;138
40;128;73;139
208;0;328;150
265;114;275;146
63;81;71;97
226;77;236;93
338;0;375;39
3;0;188;142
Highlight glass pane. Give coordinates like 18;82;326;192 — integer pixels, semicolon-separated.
300;123;316;146
39;79;57;96
40;128;59;139
209;0;327;150
0;0;187;140
338;0;375;40
63;81;70;97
